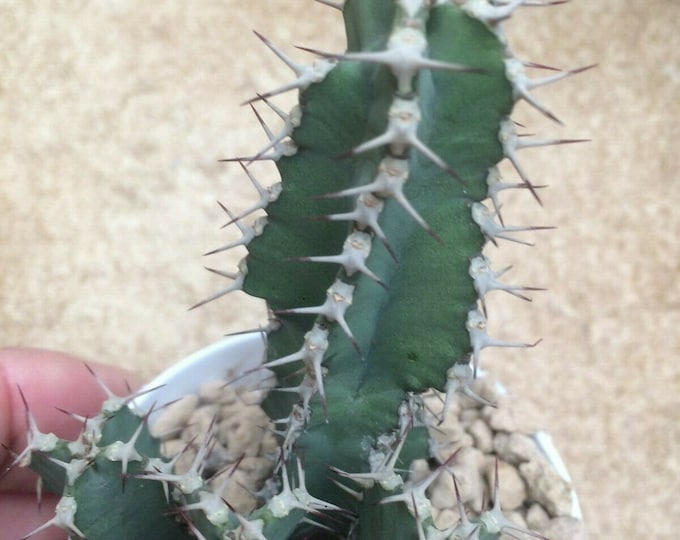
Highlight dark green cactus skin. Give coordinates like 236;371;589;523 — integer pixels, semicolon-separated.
249;1;512;534
29;408;195;539
17;1;576;539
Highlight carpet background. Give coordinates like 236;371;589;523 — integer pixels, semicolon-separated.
1;1;678;538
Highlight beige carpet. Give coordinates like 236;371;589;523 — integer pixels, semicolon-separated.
1;2;678;538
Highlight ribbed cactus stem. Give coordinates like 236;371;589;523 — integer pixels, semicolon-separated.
238;0;518;536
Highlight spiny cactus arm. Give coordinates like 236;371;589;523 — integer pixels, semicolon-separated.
20;387;308;540
22;404;195;540
223;0;588;538
232;1;522;538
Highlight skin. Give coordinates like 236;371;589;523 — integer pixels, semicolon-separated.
0;348;139;540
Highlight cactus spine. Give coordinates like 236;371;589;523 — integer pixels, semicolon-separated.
11;1;590;539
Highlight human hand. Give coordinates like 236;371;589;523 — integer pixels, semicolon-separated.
0;348;139;540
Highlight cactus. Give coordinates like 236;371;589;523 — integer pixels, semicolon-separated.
8;1;591;539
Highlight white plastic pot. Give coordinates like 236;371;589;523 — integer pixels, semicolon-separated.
131;331;267;424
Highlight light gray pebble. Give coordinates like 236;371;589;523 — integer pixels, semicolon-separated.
182;403;220;442
519;459;574;517
493;432;544;465
429;469;457;511
460;407;482;426
169;440;196;473
198;380;229;404
502;510;528;539
217;412;264;456
467;418;494;453
505;510;527;529
484;459;527;512
430;435;474;463
151;394;199;439
433;507;459;529
238;455;275;476
482;401;517;433
445;447;487;512
432;462;485;513
208;466;257;514
160;438;186;461
525;502;550;529
429;416;472;454
439;423;470;446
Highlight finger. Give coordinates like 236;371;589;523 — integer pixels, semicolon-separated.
0;492;62;540
0;348;140;492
